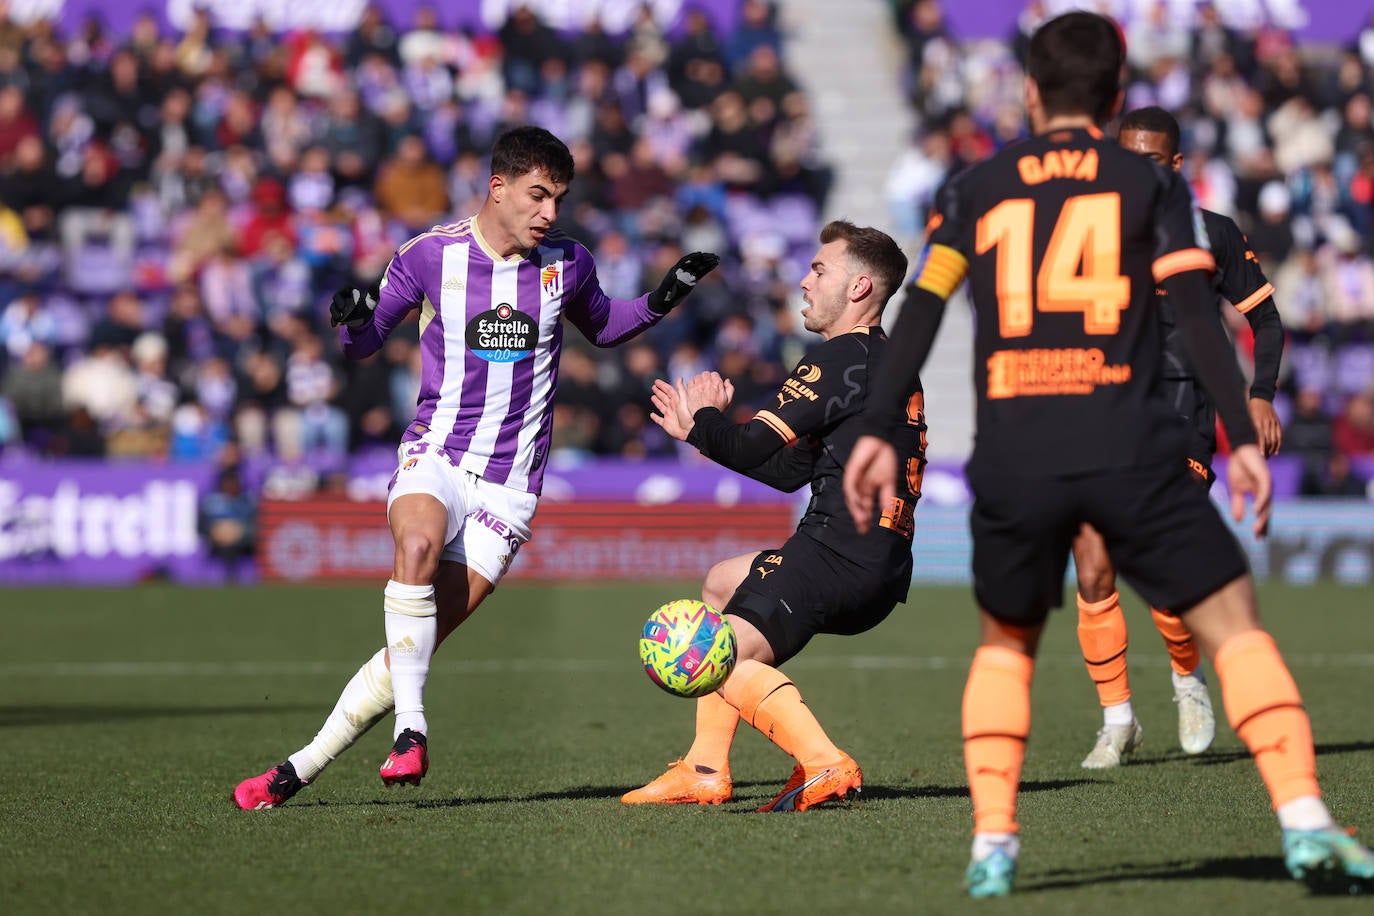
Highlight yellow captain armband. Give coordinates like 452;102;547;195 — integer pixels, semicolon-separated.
912;243;968;299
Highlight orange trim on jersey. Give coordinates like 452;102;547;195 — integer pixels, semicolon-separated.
850;324;872;335
753;410;796;445
914;244;969;299
1231;282;1275;315
397;218;474;256
1152;248;1216;282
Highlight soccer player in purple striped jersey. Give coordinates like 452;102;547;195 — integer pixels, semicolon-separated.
233;126;719;809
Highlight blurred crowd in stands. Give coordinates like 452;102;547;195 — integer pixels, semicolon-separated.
0;0;826;476
886;0;1374;496
1;0;1372;501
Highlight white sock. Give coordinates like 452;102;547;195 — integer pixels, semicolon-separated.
1172;668;1206;690
971;832;1020;862
288;649;394;781
1103;700;1134;727
384;579;437;739
1277;795;1336;832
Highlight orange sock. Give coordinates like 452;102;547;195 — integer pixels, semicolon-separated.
963;646;1034;835
1077;592;1130;706
1214;630;1320;809
1149;607;1200;676
721;658;840;767
683;691;739;773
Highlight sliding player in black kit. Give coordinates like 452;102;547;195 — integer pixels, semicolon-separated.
622;221;927;813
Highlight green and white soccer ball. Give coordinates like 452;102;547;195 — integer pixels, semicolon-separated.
639;599;737;698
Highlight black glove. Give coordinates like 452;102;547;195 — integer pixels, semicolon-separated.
648;251;719;314
329;283;379;329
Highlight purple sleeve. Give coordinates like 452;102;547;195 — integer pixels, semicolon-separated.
562;243;661;347
338;250;424;360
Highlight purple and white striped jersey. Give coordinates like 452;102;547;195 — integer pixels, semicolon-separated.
339;216;664;494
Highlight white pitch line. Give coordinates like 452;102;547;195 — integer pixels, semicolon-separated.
0;653;1371;678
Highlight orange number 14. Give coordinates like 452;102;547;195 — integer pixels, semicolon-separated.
975;193;1130;337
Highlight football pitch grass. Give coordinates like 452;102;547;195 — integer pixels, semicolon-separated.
2;582;1371;914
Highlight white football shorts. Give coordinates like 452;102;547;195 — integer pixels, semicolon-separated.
386;440;538;586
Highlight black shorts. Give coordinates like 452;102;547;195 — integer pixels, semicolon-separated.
724;531;911;666
968;462;1249;627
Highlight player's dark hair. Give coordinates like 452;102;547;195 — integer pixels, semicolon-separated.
490;126;575;185
1027;12;1124;123
820;220;909;305
1119;106;1181;157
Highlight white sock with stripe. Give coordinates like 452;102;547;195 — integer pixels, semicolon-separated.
384;579;437;739
288;648;394;780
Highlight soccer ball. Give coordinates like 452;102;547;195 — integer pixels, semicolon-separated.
639;599;737;698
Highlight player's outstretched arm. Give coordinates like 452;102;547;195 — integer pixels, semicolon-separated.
336;255;423;359
648;252;720;314
1226;443;1272;538
329;284;379;329
566;250;720;347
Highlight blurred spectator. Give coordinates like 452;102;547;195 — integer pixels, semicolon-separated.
728;0;782;72
198;465;257;582
61;338;137;432
1273;247;1328;342
0;85;37;165
1317;226;1374;341
373;134;450;233
1333;392;1374;456
277;333;346;461
1248;181;1295;265
338;350;395;451
2;341;63;448
1;290;58;362
885;127;952;245
1304;452;1369;498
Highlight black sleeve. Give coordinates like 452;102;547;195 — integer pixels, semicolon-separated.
1162;269;1257;448
1244;299;1283;401
732;440;819;492
686;408;791;472
1206;213;1285;400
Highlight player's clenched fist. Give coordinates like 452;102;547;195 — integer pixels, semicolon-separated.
843;434;898;535
329;284;380;328
648;252;719;314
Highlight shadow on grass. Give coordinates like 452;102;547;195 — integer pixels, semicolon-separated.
299;778;1094;811
1124;740;1374;768
0;704;320;727
1020;854;1290;891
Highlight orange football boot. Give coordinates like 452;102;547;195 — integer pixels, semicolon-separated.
757;752;862;812
621;759;732;805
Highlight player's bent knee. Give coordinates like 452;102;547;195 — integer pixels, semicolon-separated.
725;613;776;666
701;563;738;611
393;529;443;582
